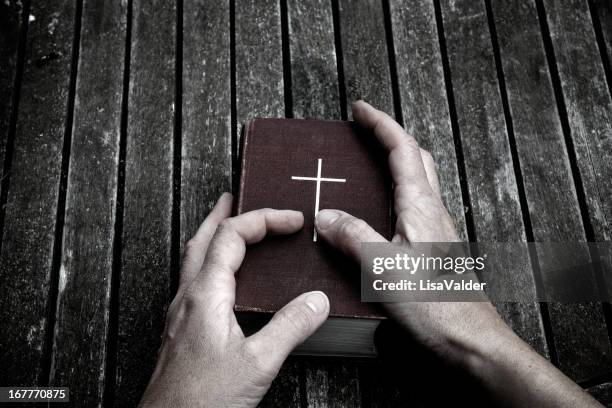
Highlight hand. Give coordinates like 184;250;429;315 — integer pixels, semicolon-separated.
139;195;330;408
314;100;601;407
316;100;505;360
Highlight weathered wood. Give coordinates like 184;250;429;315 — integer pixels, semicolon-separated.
0;0;76;387
2;0;610;403
258;358;301;407
592;0;612;64
439;0;547;355
235;0;284;130
303;359;361;407
235;1;301;405
114;0;176;406
542;0;612;271
287;0;340;119
181;0;231;246
490;0;612;381
48;1;126;406
389;0;467;241
588;382;612;407
286;1;361;405
338;0;394;117
0;0;23;192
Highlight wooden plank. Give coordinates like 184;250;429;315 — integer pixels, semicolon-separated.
338;0;394;117
303;359;361;408
235;1;302;406
0;0;23;191
181;0;231;246
592;5;612;294
113;0;176;405
286;1;361;405
543;0;612;236
287;0;340;119
47;0;126;405
0;0;76;387
588;382;612;407
438;0;547;355
235;0;284;130
592;0;612;63
490;0;612;381
389;0;467;241
542;0;612;268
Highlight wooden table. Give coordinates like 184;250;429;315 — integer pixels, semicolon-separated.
1;0;612;406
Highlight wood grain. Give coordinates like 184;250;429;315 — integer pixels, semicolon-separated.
287;0;341;119
181;0;231;246
114;0;176;405
48;1;126;406
389;0;467;241
0;0;23;191
303;359;361;408
592;0;612;64
338;0;394;117
235;1;302;406
542;0;612;280
235;0;284;131
439;0;547;355
0;0;76;387
490;0;612;381
1;0;610;403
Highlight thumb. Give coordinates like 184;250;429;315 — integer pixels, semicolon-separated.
245;291;329;371
315;209;387;261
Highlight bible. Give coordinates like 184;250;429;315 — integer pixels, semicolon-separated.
234;118;392;356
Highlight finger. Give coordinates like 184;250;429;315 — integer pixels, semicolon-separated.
245;291;329;372
180;193;233;289
352;101;433;209
419;148;441;198
315;209;387;261
190;209;304;310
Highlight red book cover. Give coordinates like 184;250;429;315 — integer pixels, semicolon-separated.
234;118;392;319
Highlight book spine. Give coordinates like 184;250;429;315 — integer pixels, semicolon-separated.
233;120;253;215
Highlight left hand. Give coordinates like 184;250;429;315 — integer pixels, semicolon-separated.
139;193;330;408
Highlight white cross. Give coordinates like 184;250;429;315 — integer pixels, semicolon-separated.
291;158;346;242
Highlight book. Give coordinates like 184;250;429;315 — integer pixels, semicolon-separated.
234;118;393;356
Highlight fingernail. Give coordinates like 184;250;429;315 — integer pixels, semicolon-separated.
353;99;372;109
316;210;340;230
219;192;233;202
305;291;329;315
351;100;363;112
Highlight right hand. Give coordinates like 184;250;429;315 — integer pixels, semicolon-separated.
315;101;601;407
315;100;508;363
